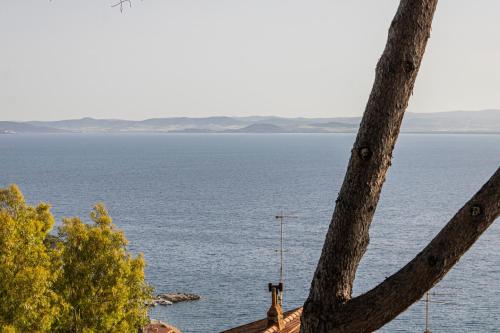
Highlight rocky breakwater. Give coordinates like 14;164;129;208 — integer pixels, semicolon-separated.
147;293;201;307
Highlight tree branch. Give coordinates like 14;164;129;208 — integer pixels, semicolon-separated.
111;0;132;13
329;167;500;332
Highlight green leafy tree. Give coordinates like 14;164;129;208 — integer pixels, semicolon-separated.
0;186;151;333
0;185;63;332
54;204;151;333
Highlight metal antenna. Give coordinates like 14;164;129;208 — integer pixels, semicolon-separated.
424;291;431;333
418;289;457;333
274;210;297;305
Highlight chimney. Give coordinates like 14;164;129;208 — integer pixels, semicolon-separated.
267;283;284;330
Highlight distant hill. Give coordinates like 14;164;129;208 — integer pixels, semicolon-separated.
402;110;500;133
0;121;67;134
229;123;285;133
27;118;136;132
309;121;358;132
3;110;500;134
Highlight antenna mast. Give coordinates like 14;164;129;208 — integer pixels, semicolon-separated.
424;291;431;333
274;210;297;305
420;289;456;333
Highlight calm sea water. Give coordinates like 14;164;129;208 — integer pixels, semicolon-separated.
1;133;499;332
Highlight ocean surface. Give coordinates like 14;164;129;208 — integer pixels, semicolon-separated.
1;133;499;332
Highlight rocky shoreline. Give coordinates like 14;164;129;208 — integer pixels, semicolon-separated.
147;293;200;307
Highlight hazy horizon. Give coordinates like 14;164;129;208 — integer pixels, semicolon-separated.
2;1;500;121
2;108;499;122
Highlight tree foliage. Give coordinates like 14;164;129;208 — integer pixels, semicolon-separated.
0;185;151;333
54;204;151;332
0;185;62;332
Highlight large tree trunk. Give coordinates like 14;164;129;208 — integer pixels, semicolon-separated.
299;1;500;332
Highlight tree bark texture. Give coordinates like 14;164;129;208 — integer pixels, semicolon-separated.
302;0;440;332
309;168;500;332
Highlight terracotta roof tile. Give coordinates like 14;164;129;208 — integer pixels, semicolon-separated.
220;307;302;333
143;321;182;333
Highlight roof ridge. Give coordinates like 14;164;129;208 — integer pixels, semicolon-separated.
261;307;303;333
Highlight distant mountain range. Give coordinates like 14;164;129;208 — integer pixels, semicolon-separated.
1;110;500;134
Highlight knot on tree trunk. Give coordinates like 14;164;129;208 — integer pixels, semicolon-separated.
470;205;482;217
358;147;372;161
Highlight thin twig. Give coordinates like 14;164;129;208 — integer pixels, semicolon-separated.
111;0;132;13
